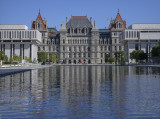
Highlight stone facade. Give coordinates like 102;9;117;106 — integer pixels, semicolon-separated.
32;10;126;64
108;9;126;56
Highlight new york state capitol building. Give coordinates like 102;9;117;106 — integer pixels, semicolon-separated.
0;10;160;64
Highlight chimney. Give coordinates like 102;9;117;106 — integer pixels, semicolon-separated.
90;17;92;25
66;17;68;23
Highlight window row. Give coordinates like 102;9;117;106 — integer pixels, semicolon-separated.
125;31;139;38
38;46;59;51
99;39;110;44
62;46;90;52
68;28;91;34
63;39;91;44
0;30;37;39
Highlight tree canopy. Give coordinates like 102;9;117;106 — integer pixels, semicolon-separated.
151;41;160;57
0;51;8;62
130;50;147;62
114;51;125;63
38;51;48;62
49;53;59;63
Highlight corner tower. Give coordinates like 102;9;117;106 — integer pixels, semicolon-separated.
108;9;126;56
31;10;48;52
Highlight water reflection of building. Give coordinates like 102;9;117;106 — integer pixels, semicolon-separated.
59;66;128;118
0;66;129;118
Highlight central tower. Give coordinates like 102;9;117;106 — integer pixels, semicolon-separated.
59;16;100;64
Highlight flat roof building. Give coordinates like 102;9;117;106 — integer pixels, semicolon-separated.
121;24;160;63
0;24;42;62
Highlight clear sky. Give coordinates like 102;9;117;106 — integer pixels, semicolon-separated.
0;0;160;30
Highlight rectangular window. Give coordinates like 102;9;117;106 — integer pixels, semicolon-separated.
115;46;117;51
83;53;85;57
88;53;90;57
38;47;40;51
13;44;15;54
135;44;139;50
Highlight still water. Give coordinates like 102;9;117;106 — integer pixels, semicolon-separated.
0;66;160;119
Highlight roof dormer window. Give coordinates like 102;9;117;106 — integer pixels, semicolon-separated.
116;20;122;29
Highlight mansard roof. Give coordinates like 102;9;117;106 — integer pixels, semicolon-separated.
66;16;92;29
108;9;126;30
31;10;47;30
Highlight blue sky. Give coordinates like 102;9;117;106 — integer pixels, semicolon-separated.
0;0;160;30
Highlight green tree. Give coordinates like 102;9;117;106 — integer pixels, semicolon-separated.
9;57;14;64
53;53;59;63
115;51;125;64
25;56;31;63
4;55;8;62
105;54;110;63
33;58;37;63
38;51;48;62
108;55;115;63
130;50;147;62
49;54;53;62
151;43;160;57
0;51;5;61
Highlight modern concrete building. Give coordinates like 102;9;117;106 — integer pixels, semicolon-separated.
0;24;41;61
121;24;160;63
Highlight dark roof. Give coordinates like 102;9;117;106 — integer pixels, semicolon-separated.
48;28;57;34
66;16;92;29
99;29;110;38
99;29;110;33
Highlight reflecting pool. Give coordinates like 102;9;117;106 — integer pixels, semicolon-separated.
0;66;160;119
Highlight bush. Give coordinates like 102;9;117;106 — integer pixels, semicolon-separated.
38;51;48;62
130;50;147;62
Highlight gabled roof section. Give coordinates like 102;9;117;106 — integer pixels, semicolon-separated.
31;9;47;30
114;9;123;23
60;22;67;31
66;16;92;29
108;9;126;30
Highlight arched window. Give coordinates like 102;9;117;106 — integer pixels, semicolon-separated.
119;23;121;28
